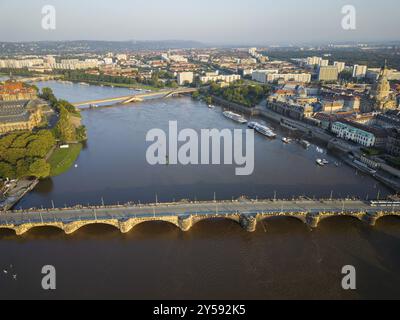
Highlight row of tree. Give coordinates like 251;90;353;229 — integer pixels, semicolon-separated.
62;70;178;89
204;82;271;108
0;131;55;179
39;87;87;143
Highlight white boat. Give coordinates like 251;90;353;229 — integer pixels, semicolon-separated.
208;104;215;109
254;124;276;138
282;137;292;144
247;121;276;138
79;82;90;86
316;159;325;166
223;111;247;124
316;147;325;154
248;122;258;129
299;139;311;148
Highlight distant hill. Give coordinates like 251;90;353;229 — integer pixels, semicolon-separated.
0;40;206;55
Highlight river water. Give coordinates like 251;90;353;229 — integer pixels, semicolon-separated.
0;81;399;299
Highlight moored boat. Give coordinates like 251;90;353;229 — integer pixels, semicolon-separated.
299;139;311;148
223;111;247;124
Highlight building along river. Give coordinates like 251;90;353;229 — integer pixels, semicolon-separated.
0;81;399;299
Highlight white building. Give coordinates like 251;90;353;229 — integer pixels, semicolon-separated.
104;57;114;65
352;65;368;78
306;56;322;66
251;69;279;83
334;61;346;73
318;66;339;82
266;73;311;83
115;54;128;61
200;74;241;84
320;59;329;67
248;48;257;56
177;72;194;85
331;122;375;147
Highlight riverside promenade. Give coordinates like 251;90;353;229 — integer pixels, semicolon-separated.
1;199;399;235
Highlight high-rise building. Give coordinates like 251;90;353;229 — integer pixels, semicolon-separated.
334;61;346;73
320;59;329;67
318;66;339;82
306;56;322;66
177;72;194;86
352;65;368;78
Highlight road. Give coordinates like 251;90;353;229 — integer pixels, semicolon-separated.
0;199;396;225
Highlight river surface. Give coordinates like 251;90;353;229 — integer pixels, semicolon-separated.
0;81;399;299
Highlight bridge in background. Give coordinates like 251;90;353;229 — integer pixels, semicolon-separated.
73;87;198;107
1;199;399;235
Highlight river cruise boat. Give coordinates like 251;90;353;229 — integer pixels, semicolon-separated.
223;111;247;124
254;124;276;138
247;122;258;129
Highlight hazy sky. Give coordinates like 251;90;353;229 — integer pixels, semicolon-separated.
0;0;399;44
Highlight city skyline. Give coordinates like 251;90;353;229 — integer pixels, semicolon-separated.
0;0;399;44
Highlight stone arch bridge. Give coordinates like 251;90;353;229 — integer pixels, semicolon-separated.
1;199;399;235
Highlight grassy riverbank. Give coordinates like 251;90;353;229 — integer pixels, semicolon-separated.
48;143;82;177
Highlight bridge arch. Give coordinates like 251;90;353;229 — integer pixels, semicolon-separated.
12;223;66;235
375;213;400;223
63;220;120;235
190;215;242;229
119;217;181;233
318;214;364;225
23;225;65;234
258;215;307;226
0;226;17;235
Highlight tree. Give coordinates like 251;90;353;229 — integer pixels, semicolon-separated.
0;162;15;179
57;99;78;114
192;91;200;100
55;107;77;143
29;159;50;179
16;159;30;178
76;125;87;142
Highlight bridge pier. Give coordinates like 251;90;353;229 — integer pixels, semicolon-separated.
363;212;380;226
178;215;193;232
119;219;137;233
240;214;257;232
306;213;320;228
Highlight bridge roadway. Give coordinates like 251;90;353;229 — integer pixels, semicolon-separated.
1;199;399;235
73;87;197;107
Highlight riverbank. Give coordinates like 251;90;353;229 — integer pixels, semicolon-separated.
0;178;39;211
48;143;82;177
62;79;161;92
